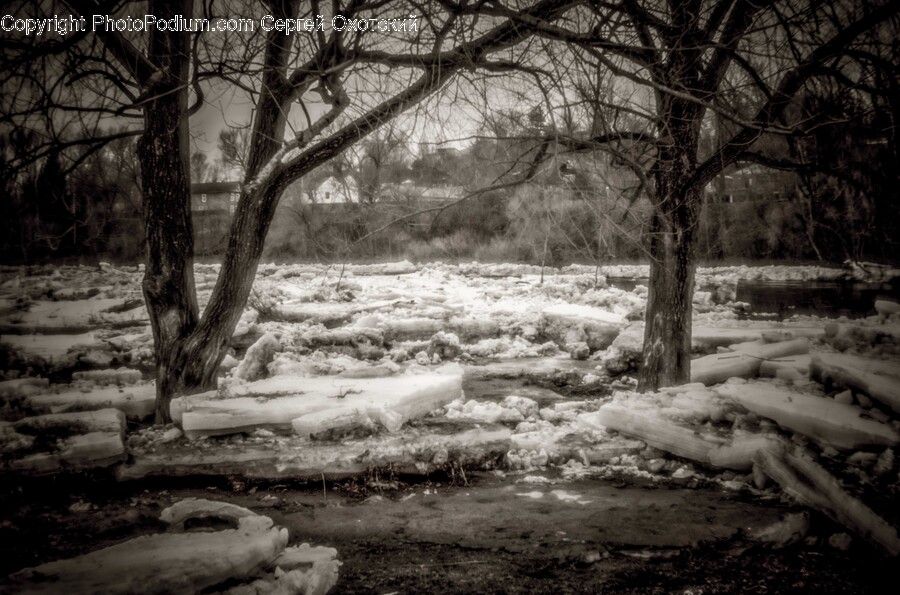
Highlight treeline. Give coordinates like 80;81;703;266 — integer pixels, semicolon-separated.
1;130;143;263
2;105;897;266
260;101;899;266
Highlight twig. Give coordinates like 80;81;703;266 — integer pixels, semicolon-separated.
335;262;347;293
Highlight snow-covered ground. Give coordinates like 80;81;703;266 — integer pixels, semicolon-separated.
2;260;899;555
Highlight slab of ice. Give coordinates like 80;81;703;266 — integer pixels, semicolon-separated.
383;318;445;340
3;408;126;474
756;446;900;556
27;384;156;419
350;260;418;275
3;332;98;358
0;377;48;401
72;367;142;386
759;355;811;378
691;338;810;385
541;304;627;352
272;304;352;327
875;299;900;317
291;404;375;438
13;407;124;435
810;353;900;414
542;304;626;326
6;499;289;594
583;406;724;466
251;544;341;595
5;297;147;332
172;365;463;437
717;382;899;450
464;358;599;381
160;497;268;530
120;426;511;480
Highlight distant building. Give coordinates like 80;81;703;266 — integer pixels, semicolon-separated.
191;181;241;213
381;182;464;204
704;166;798;204
190;181;241;254
420;185;464;201
308;176;358;204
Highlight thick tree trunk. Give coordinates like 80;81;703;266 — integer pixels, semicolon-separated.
638;118;702;391
638;201;698;391
152;1;301;422
139;0;298;423
137;0;205;423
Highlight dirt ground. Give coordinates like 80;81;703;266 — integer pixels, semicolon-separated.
1;471;894;594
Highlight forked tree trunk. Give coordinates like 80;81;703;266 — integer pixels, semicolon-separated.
133;0;571;423
139;0;298;423
148;184;283;423
136;0;207;422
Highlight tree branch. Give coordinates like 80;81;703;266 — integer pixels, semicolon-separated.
687;0;900;194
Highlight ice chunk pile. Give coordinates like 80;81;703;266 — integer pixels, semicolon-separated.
171;364;464;438
5;498;340;595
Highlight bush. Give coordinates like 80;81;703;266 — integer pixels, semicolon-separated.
473;236;532;263
429;192;509;240
403;229;483;262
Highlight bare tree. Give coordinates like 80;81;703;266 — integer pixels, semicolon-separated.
5;0;896;417
3;0;584;421
217;127;251;179
466;0;899;389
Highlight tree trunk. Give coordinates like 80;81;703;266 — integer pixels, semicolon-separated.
638;118;702;391
137;0;205;423
138;0;300;423
638;200;698;391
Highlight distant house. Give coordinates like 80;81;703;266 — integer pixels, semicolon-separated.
421;185;464;201
191;181;241;214
382;181;463;204
704;166;798;204
190;182;241;254
311;176;358;204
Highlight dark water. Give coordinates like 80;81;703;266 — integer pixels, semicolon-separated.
607;277;899;320
735;280;898;319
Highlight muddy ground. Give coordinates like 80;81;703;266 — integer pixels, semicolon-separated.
1;471;893;594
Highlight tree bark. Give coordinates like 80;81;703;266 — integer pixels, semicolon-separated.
638;105;702;391
638;192;699;391
137;0;203;422
148;0;300;423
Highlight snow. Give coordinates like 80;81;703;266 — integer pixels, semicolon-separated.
2;261;900;553
446;398;529;424
233;332;283;381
